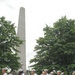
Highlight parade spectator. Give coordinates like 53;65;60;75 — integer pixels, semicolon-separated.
72;71;75;75
44;69;48;75
41;71;46;75
2;68;8;75
60;72;64;75
18;69;25;75
57;70;61;75
30;69;37;75
50;71;54;75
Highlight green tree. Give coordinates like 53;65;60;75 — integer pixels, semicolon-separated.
0;17;23;70
30;16;75;75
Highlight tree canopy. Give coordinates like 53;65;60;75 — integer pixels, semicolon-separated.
0;17;23;70
30;16;75;75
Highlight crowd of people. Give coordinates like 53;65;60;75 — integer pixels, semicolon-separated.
1;68;25;75
1;67;75;75
29;69;75;75
30;69;63;75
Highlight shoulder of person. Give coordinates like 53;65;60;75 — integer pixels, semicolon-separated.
34;73;37;75
22;73;25;75
47;74;49;75
4;73;8;75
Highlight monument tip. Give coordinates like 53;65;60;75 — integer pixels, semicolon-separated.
20;7;25;9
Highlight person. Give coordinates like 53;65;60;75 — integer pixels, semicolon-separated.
57;70;61;75
41;71;45;75
18;69;25;75
30;69;37;75
50;71;54;75
2;68;8;75
43;69;48;75
60;72;64;75
72;71;75;75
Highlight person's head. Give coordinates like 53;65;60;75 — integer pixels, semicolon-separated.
2;68;7;74
42;71;44;74
50;71;54;75
18;69;24;75
73;71;75;75
61;72;64;75
31;69;36;75
44;69;48;74
41;71;45;75
18;69;23;72
57;70;61;75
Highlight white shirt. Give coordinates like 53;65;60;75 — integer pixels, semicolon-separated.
22;73;25;75
3;73;7;75
46;73;49;75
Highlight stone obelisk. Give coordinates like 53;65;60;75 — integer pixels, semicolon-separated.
17;7;26;72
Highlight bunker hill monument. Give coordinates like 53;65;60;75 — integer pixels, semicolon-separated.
17;7;26;72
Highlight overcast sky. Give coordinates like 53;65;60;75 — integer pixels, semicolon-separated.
0;0;75;70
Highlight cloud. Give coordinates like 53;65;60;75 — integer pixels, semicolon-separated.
0;0;14;10
6;4;14;10
0;0;6;2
